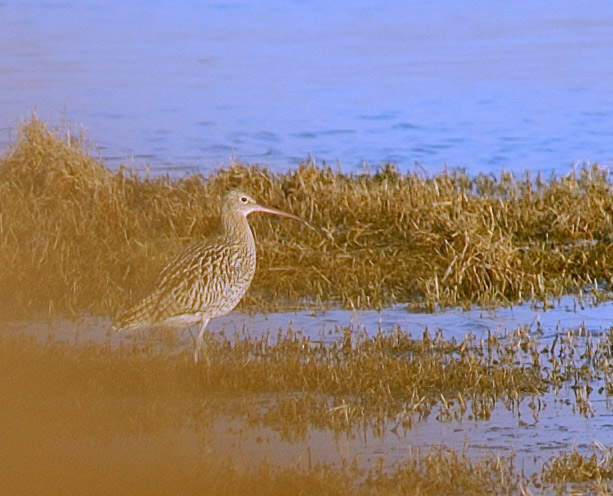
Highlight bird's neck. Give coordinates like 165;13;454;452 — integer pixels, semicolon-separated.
221;210;254;247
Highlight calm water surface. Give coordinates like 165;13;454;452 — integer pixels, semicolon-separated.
2;1;613;175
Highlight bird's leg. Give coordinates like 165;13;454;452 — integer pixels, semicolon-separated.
194;316;211;364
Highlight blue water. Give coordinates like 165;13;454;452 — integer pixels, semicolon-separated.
2;1;613;175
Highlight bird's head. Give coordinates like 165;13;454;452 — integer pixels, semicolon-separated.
222;190;319;233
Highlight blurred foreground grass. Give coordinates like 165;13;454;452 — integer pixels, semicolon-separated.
2;117;613;320
2;325;613;495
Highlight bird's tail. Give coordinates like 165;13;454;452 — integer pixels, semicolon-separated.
110;292;162;333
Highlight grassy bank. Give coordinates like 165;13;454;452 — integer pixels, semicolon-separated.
1;117;613;320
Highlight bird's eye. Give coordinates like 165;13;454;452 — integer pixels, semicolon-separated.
240;196;248;204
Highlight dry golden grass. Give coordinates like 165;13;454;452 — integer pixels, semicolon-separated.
2;117;613;320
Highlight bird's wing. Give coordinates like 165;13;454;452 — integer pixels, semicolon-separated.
116;238;235;329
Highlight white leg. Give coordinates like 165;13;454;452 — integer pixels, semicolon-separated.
194;316;211;363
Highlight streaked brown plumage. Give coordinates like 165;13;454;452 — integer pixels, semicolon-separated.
113;190;317;362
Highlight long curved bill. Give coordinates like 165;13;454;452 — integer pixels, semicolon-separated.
252;204;321;235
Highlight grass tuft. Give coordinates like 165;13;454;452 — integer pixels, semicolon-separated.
2;116;613;320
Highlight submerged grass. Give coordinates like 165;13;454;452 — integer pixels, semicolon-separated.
2;117;613;319
541;442;613;495
199;325;548;435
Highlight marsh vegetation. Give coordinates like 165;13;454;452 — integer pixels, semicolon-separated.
2;117;613;494
2;118;613;320
2;322;613;495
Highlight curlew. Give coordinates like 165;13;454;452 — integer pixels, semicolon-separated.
112;190;317;362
